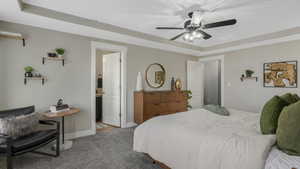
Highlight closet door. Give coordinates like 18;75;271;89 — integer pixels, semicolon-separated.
102;52;121;127
187;61;204;109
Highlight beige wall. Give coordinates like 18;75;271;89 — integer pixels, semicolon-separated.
204;40;300;113
0;21;196;134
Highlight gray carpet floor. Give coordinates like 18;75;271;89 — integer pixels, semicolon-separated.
0;128;162;169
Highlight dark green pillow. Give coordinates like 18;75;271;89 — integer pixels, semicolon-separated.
280;93;298;104
292;94;300;101
260;96;289;134
203;104;230;116
277;101;300;156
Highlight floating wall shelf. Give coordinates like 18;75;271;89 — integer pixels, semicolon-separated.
24;77;45;85
42;57;65;66
240;76;258;82
0;31;26;47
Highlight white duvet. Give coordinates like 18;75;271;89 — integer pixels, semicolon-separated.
134;108;276;169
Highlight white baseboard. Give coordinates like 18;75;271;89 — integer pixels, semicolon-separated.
126;122;137;128
65;129;95;140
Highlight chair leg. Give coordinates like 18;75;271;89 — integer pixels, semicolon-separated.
6;154;13;169
6;139;13;169
56;134;60;157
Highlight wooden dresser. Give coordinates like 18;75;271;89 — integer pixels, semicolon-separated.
134;91;188;124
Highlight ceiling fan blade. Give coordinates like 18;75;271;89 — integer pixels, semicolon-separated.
198;30;212;40
202;19;237;29
156;27;184;30
170;32;186;41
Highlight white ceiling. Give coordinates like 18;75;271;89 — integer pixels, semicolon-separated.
23;0;300;47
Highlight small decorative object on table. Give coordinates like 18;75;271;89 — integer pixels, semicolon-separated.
135;72;143;91
175;78;182;91
50;99;70;113
171;77;175;91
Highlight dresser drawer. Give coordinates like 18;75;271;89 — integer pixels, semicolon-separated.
168;102;187;112
144;93;161;104
161;92;177;102
144;103;161;119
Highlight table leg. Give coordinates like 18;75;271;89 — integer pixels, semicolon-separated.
62;116;65;144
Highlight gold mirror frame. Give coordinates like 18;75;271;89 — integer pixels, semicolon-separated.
145;63;166;88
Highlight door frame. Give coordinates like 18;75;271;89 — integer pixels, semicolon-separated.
198;55;225;106
91;41;127;133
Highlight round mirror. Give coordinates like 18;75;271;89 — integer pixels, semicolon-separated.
145;63;166;88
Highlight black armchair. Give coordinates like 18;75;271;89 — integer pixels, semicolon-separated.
0;106;60;169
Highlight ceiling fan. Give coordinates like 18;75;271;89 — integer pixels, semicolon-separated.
156;10;237;42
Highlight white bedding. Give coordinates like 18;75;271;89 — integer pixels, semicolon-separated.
265;147;300;169
134;108;276;169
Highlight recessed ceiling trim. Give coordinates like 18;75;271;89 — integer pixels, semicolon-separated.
21;2;204;51
203;27;300;51
199;33;300;57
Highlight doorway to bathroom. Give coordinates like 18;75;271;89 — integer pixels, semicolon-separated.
91;41;127;133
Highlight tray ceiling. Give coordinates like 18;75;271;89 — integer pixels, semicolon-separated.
23;0;300;48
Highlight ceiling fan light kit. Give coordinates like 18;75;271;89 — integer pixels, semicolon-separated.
156;9;237;43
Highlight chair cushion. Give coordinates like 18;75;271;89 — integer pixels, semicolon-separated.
260;96;289;134
0;112;39;143
0;129;57;153
277;101;300;156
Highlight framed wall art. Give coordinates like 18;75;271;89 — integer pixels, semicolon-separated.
263;61;297;88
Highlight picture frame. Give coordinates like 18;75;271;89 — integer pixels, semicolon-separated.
263;61;297;88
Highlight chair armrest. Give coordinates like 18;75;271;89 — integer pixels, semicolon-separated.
0;133;12;145
0;133;10;139
39;120;60;132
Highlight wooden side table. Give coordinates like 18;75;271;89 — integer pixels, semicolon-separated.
41;108;80;150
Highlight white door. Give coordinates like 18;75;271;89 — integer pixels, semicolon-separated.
102;52;121;127
187;61;204;109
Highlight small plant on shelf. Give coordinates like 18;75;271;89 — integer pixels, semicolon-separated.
24;66;34;77
245;69;254;77
55;48;65;58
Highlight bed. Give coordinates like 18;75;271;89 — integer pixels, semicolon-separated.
266;147;300;169
134;108;279;169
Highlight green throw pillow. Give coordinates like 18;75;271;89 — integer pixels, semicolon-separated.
280;93;298;104
260;96;289;134
292;94;300;101
277;101;300;156
203;104;230;116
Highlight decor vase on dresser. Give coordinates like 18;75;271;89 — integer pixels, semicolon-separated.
134;91;188;124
